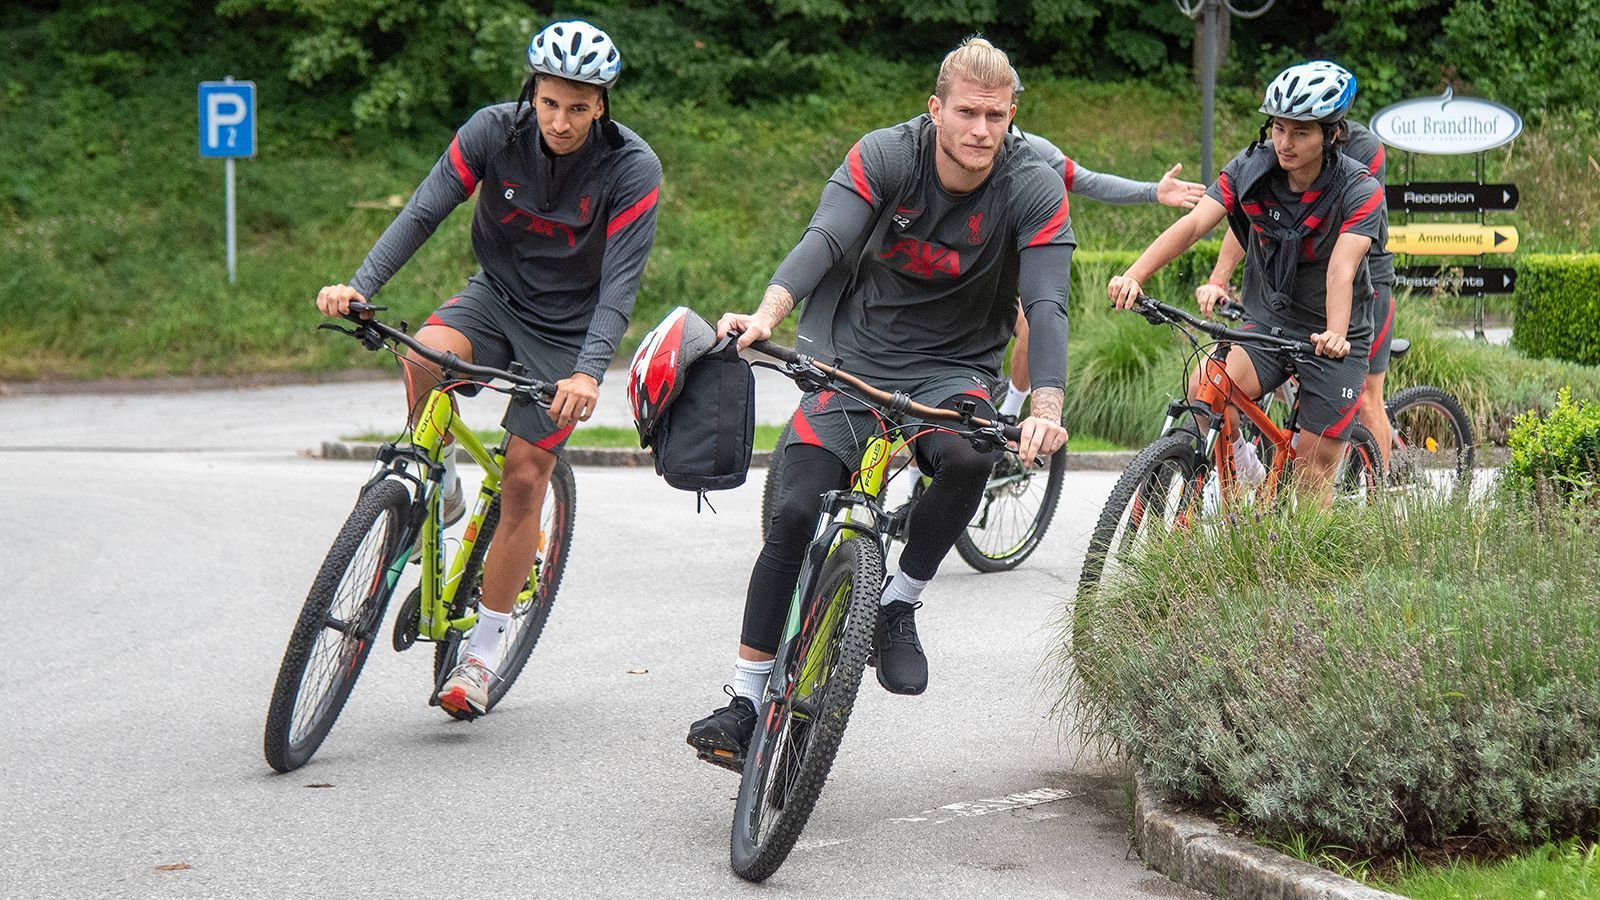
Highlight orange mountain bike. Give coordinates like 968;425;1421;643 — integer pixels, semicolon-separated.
1077;295;1381;598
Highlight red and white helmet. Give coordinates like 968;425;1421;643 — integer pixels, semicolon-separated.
628;306;719;445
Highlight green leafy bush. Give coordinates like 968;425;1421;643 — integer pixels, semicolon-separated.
1511;254;1600;367
1506;387;1600;494
1064;496;1600;854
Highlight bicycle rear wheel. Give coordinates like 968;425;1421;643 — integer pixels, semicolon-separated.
1386;385;1475;500
433;457;576;710
730;533;884;883
264;478;412;772
954;446;1066;572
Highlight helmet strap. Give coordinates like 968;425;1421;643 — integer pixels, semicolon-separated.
507;75;537;145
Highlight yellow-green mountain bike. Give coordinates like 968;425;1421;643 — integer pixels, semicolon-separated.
726;341;1024;882
264;305;575;773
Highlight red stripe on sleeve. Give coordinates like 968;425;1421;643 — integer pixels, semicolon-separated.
449;135;477;196
1217;171;1235;213
847;141;873;204
1061;156;1076;190
606;186;660;239
1368;144;1386;177
1026;193;1071;248
1340;188;1384;233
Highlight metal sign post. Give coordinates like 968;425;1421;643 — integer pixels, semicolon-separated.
198;76;257;284
1175;0;1276;184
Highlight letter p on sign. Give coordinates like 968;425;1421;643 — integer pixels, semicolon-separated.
198;81;256;158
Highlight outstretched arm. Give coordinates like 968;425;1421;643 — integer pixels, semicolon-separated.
1107;196;1228;308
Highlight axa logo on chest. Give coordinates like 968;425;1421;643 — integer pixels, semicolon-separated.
499;208;577;248
880;239;962;277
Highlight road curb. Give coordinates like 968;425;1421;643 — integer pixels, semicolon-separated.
317;440;1138;471
1132;772;1403;900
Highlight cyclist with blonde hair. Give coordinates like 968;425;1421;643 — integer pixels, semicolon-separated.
688;36;1073;765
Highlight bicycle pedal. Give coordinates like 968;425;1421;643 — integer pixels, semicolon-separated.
696;748;745;773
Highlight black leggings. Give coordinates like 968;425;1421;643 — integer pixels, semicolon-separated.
740;402;998;654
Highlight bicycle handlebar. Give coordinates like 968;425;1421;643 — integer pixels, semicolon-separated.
331;302;557;403
748;339;1023;445
1134;295;1316;358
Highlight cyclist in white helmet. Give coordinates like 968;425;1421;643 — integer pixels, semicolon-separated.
1197;61;1397;470
1108;60;1388;504
315;20;662;718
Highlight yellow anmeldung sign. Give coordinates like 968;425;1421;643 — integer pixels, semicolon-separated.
1388;224;1519;255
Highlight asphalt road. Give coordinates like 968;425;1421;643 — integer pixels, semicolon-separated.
0;448;1208;899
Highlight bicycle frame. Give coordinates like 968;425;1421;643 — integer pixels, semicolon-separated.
1172;347;1300;512
370;387;540;646
778;431;904;702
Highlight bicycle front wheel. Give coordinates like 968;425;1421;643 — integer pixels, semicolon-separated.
264;478;412;772
730;533;884;883
1335;423;1384;504
1074;434;1203;664
433;457;576;710
954;445;1066;572
1386;385;1475;500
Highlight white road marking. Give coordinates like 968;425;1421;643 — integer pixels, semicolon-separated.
887;787;1081;825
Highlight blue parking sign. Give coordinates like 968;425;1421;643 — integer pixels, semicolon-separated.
199;81;256;158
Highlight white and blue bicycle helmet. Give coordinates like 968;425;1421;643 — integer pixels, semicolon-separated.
527;20;622;88
1260;61;1356;123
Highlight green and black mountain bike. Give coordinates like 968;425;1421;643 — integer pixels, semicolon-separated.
264;304;575;773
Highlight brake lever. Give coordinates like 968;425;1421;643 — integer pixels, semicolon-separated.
317;321;385;351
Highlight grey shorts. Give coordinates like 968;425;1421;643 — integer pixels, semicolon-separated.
424;278;581;454
1239;320;1370;441
782;371;997;469
1366;283;1395;376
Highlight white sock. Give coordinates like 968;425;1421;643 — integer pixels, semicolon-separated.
998;380;1029;417
880;570;931;607
731;657;774;707
442;451;460;496
466;606;510;670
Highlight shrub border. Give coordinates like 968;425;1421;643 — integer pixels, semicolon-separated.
1132;771;1404;900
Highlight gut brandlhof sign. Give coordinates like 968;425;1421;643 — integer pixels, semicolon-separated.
1369;88;1522;155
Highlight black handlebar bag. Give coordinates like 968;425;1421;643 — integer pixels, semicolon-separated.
651;337;755;493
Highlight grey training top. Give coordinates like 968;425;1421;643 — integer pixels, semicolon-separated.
1341;121;1395;288
349;104;663;380
770;116;1074;394
1020;131;1160;205
1207;148;1387;340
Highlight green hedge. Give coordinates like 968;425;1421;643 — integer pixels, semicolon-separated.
1511;254;1600;366
1064;496;1600;854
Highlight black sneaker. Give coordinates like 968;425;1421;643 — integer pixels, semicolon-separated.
687;689;757;773
873;599;928;695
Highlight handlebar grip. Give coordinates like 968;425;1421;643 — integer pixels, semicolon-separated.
1000;423;1022;444
749;340;800;364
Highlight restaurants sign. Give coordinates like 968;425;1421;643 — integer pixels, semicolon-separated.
1369;88;1523;155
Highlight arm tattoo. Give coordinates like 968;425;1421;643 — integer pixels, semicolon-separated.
756;284;796;326
1029;387;1064;424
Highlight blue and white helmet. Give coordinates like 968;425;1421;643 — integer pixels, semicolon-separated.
527;20;622;88
1260;61;1356;123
